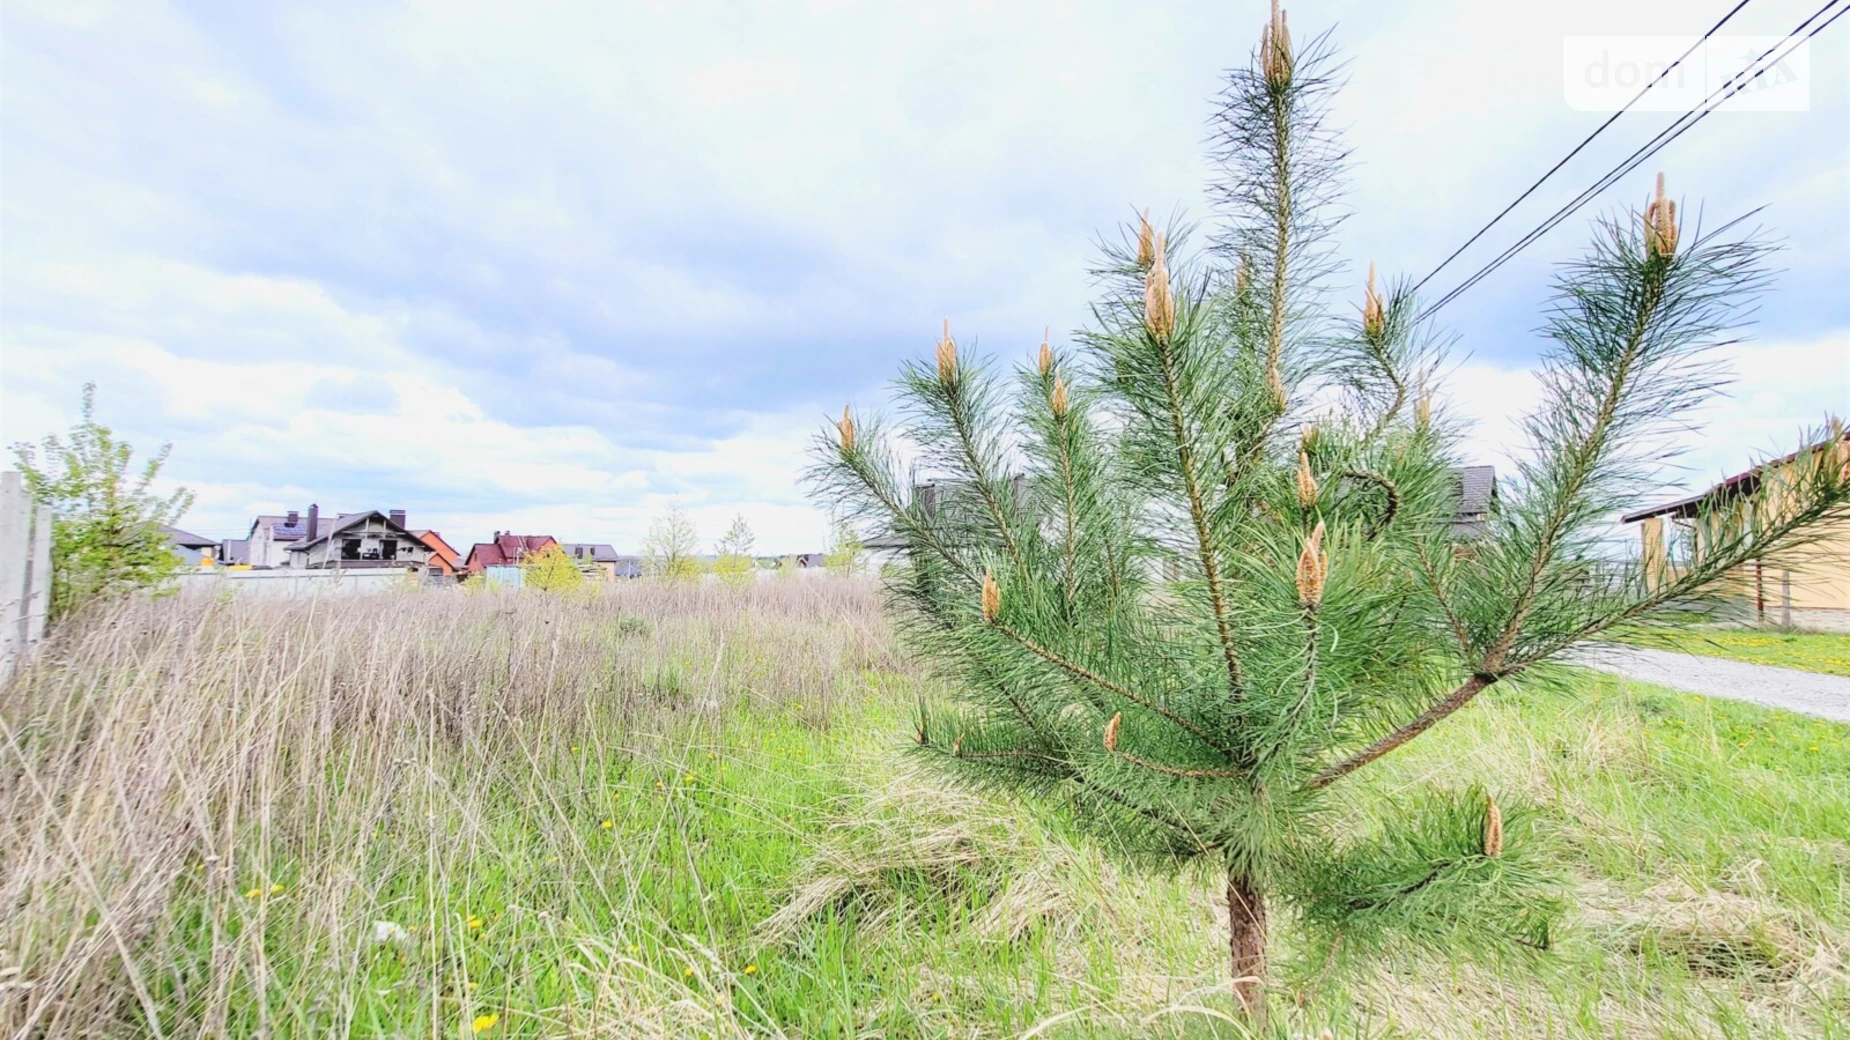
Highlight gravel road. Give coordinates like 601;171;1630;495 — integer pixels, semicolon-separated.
1571;645;1850;723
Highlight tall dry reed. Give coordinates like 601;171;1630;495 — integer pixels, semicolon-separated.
0;578;890;1037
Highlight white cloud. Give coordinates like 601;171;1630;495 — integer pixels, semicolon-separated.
2;0;1843;558
1445;332;1850;499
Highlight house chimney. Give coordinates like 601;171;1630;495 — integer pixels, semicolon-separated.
389;508;407;528
286;510;299;527
306;503;319;540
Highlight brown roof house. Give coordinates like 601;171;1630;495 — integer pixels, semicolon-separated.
1624;430;1850;631
416;530;463;577
285;507;434;572
464;533;560;574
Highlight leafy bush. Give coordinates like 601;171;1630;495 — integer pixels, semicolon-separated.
10;383;195;619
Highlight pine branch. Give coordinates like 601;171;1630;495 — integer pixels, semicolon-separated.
993;620;1235;758
1151;328;1247;697
1304;673;1498;789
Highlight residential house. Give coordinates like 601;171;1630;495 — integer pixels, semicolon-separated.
862;466;1501;568
463;533;560;574
160;525;218;565
243;508;337;568
285;509;434;571
416;530;463;577
560;542;643;580
1450;465;1499;539
1623;432;1850;631
218;538;250;566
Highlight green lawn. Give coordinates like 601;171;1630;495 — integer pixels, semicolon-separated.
7;586;1848;1038
1621;626;1850;676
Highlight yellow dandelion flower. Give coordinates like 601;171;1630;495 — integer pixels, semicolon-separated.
744;964;758;975
466;981;477;991
472;1013;499;1034
626;943;639;954
654;781;665;790
601;819;614;830
467;915;483;930
683;966;695;978
269;883;284;895
244;887;262;899
571;745;580;753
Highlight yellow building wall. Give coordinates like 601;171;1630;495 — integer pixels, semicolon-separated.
1764;519;1850;611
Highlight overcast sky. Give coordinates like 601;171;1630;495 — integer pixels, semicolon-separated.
3;0;1845;552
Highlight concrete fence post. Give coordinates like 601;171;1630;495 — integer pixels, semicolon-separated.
1;471;55;683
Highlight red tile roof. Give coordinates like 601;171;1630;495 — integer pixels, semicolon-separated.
464;534;559;572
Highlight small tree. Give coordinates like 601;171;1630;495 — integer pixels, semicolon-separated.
808;5;1849;1021
642;503;703;582
11;384;196;619
712;514;757;588
522;543;585;592
822;523;864;577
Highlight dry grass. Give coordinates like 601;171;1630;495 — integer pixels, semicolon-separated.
0;580;891;1037
2;580;1846;1038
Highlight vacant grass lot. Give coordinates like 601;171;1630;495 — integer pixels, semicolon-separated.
2;581;1845;1038
1621;626;1850;677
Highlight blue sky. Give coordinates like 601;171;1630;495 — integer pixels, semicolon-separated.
3;0;1845;552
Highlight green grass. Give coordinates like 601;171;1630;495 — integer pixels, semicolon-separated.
6;584;1848;1038
1618;626;1850;676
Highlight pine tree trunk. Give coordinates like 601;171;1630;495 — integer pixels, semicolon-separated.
1227;870;1268;1022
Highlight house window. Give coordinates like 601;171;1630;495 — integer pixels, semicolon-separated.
342;539;361;560
382;539;398;561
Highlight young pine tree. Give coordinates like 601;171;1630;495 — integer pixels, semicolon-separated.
807;5;1849;1021
11;383;196;619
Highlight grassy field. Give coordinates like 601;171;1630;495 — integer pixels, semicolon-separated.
2;580;1846;1038
1620;626;1850;677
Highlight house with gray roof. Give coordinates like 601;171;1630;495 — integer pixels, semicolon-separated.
159;525;218;565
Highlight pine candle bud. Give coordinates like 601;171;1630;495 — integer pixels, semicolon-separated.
1483;792;1504;858
836;404;856;452
1103;712;1122;751
1144;232;1176;341
1136;208;1155;268
1296;520;1327;608
951;734;964;757
1414;391;1432;430
1261;0;1293;88
1361;261;1385;339
1050;376;1070;419
1235;255;1252;294
1266;363;1287;411
936;319;958;386
1038;326;1054;377
1643;171;1679;258
1296;449;1318;509
981;569;1001;623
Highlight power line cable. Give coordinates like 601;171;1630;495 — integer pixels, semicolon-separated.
1419;0;1847;319
1411;0;1758;295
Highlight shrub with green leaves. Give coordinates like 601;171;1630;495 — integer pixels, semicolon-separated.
807;5;1849;1022
521;542;587;592
10;383;195;620
713;514;757;588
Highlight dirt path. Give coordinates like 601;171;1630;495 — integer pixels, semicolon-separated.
1572;645;1850;723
